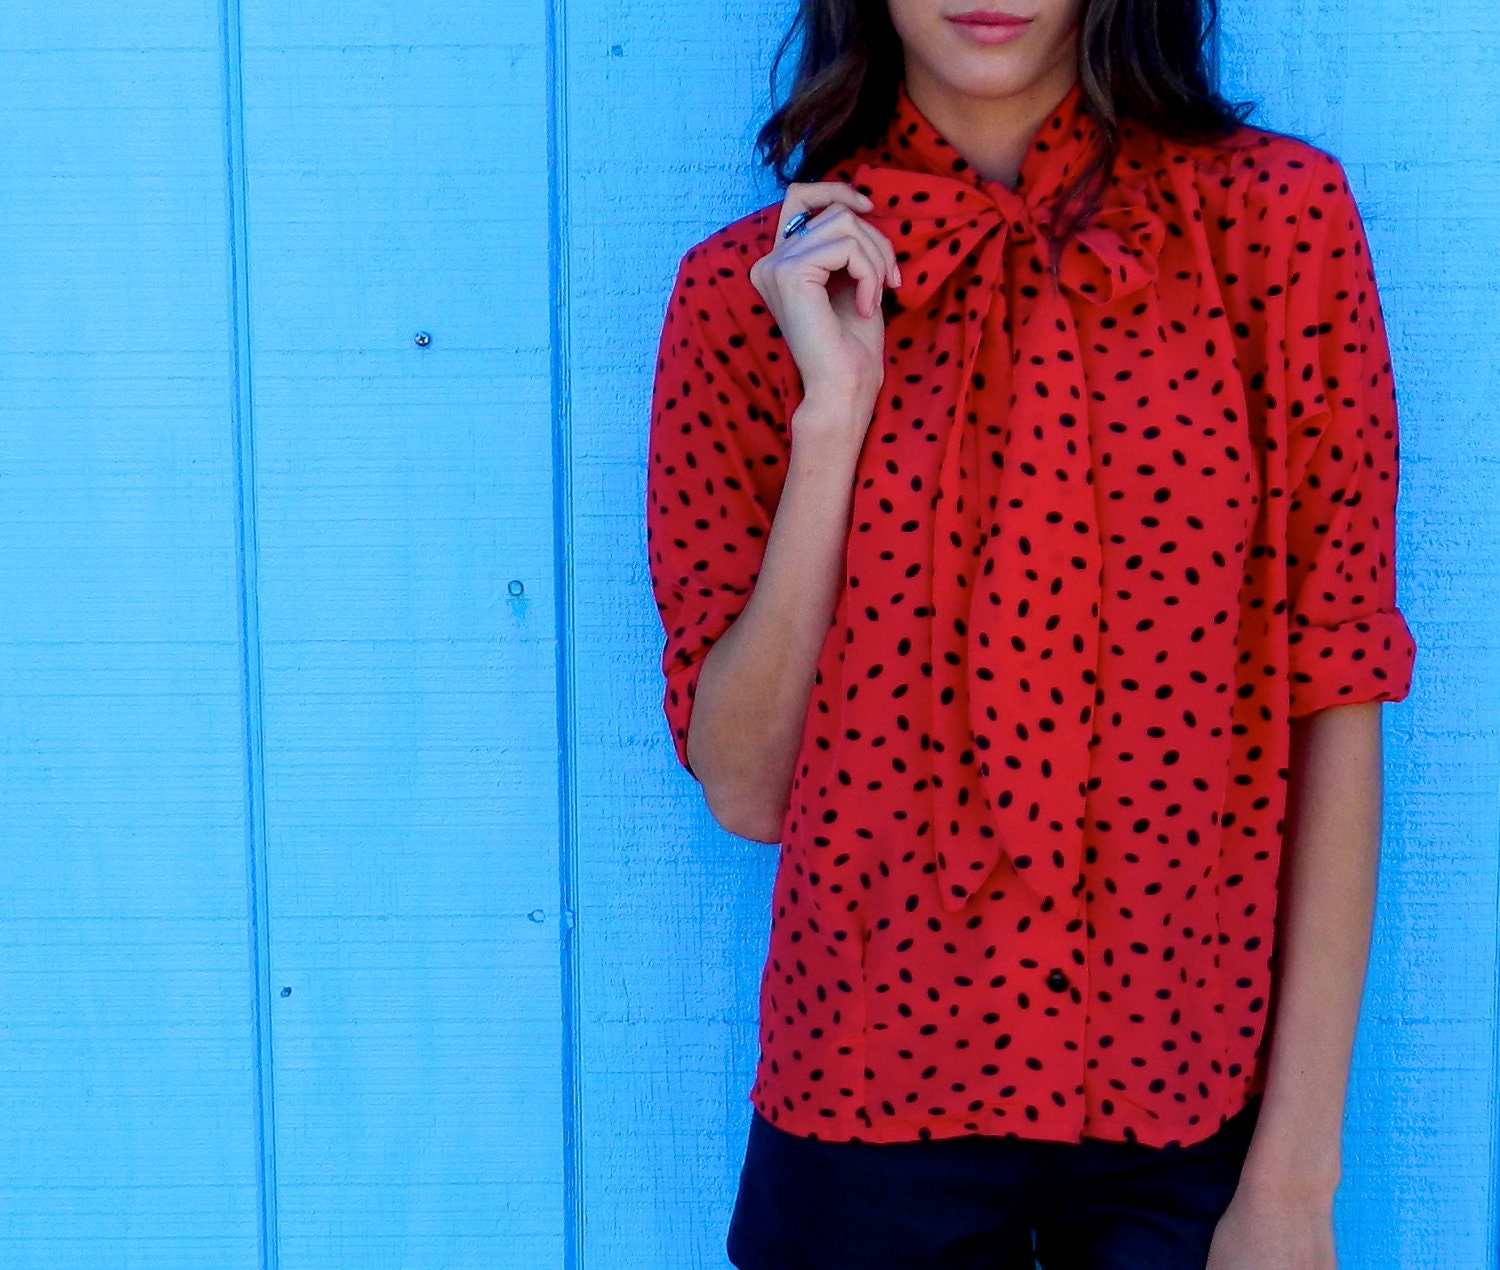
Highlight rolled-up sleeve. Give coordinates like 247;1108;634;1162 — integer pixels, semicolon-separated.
645;240;791;771
1281;152;1417;718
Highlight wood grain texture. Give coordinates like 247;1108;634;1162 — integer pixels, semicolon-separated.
0;4;262;1267
236;0;565;1264
556;3;789;1266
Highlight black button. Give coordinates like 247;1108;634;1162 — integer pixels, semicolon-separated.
1046;969;1069;992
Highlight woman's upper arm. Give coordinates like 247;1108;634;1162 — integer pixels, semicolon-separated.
1280;152;1417;719
645;235;792;772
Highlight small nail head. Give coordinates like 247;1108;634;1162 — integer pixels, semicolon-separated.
508;580;525;597
528;909;546;924
414;331;432;347
280;987;292;997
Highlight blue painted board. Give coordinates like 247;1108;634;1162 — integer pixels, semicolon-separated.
558;3;802;1266
237;2;565;1265
0;4;263;1266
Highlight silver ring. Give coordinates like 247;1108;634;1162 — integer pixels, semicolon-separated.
782;209;813;240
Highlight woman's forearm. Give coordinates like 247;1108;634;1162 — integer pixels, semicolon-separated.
1238;701;1385;1200
685;404;864;842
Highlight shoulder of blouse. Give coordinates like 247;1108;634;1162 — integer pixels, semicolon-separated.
671;201;781;303
661;199;789;358
1150;120;1351;229
1139;120;1366;300
1150;118;1341;184
667;125;1363;344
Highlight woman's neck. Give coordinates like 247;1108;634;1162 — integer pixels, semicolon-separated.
902;57;1080;189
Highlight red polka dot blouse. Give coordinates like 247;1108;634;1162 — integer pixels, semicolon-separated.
646;79;1416;1149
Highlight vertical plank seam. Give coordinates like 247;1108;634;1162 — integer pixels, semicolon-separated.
219;0;280;1265
1490;764;1500;1270
545;0;585;1265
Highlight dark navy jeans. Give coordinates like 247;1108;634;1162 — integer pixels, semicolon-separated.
726;1094;1261;1270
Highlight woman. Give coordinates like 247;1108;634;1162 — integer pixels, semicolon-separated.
646;0;1416;1265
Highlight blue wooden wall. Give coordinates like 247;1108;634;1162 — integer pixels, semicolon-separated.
0;1;1492;1267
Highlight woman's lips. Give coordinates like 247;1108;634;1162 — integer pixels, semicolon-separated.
947;11;1034;44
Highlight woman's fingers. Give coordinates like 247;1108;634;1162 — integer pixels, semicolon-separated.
777;185;900;289
775;181;872;238
749;184;892;424
783;215;889;318
805;203;901;291
842;208;902;289
780;206;899;309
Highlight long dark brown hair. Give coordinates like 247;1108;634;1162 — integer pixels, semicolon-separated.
757;1;1254;245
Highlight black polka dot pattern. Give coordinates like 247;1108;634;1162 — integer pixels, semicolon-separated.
646;79;1415;1148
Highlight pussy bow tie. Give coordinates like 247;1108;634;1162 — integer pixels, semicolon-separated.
850;161;1166;914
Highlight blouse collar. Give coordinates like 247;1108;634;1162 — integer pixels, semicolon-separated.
857;77;1109;217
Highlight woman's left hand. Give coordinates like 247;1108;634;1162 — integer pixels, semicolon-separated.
1205;1183;1337;1270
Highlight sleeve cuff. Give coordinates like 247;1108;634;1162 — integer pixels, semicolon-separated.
1287;608;1417;718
